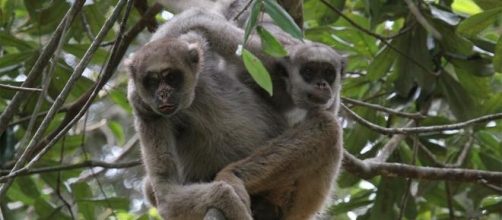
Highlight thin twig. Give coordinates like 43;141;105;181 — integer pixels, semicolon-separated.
342;97;425;119
80;112;117;219
417;140;445;167
381;24;414;40
56;136;74;220
482;182;502;194
73;4;135;219
233;0;254;21
448;134;473;168
0;3;161;199
0;160;141;182
10;2;162;178
403;0;441;39
445;182;456;220
397;137;418;220
343;151;502;184
75;134;139;183
0;83;42;92
320;0;436;76
0;0;128;199
342;104;502;134
8;107;69;126
417;132;473;168
0;0;86;136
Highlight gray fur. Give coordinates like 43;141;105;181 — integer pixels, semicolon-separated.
152;9;345;219
128;32;286;219
140;3;346;219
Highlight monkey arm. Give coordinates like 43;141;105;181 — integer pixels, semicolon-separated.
137;118;252;220
156;0;240;17
215;111;343;194
152;9;286;68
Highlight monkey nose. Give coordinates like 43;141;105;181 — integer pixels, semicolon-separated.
316;82;328;89
157;89;172;99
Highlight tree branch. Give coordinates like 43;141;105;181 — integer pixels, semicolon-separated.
0;83;42;92
342;97;425;119
342;104;502;134
343;151;502;184
320;0;436;77
75;134;139;182
403;0;441;39
0;0;129;199
0;160;142;182
0;0;86;136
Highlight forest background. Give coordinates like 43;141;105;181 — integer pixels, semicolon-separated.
0;0;501;219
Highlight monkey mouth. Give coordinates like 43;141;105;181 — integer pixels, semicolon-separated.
158;104;176;113
307;93;329;105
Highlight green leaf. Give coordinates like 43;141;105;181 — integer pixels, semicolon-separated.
367;46;396;80
79;197;130;210
0;31;33;50
242;49;273;96
392;26;435;97
17;176;41;198
370;178;407;219
438;71;475;120
433;19;474;56
108;120;125;145
330;189;374;214
474;0;502;9
64;44;110;64
34;198;70;220
7;180;35;205
109;89;132;113
452;0;482;15
457;7;502;38
0;51;35;70
256;26;287;57
263;0;303;40
494;36;502;73
23;0;70;35
71;182;94;220
244;0;261;44
304;0;345;27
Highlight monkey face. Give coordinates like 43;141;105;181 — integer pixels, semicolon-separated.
289;61;338;109
127;38;201;116
285;43;345;110
141;68;186;115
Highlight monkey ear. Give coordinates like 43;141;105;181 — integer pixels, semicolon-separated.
123;55;136;77
340;56;348;77
187;43;200;64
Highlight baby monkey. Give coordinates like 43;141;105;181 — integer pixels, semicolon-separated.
214;42;345;220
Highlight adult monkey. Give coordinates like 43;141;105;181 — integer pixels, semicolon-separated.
149;6;345;220
127;31;287;219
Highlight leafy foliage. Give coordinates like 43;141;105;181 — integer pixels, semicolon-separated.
0;0;501;219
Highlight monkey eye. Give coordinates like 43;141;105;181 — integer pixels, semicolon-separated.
143;75;159;87
324;71;336;84
300;68;314;82
165;70;183;86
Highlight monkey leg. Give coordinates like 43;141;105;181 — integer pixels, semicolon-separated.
203;208;227;220
281;166;338;220
156;181;252;220
217;112;341;193
143;178;157;206
215;111;342;218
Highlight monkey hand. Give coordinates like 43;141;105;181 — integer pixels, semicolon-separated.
152;8;230;42
214;168;252;211
155;181;252;220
